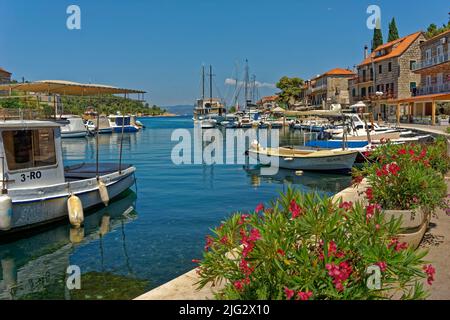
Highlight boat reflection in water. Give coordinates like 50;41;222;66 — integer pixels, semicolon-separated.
0;190;147;300
244;165;352;195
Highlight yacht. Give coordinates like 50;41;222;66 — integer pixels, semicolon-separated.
85;115;113;134
57;116;88;138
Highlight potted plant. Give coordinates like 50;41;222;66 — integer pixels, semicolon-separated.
195;190;433;300
353;142;448;248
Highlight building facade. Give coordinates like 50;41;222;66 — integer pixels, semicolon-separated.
307;68;355;110
393;29;450;125
0;67;12;84
349;32;425;121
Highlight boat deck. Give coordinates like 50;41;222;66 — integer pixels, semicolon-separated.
64;163;133;180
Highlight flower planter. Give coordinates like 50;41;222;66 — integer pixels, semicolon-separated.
384;208;430;250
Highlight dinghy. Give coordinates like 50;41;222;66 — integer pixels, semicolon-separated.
248;142;357;172
0;120;135;235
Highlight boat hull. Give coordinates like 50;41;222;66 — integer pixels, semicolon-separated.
61;131;88;138
1;166;136;235
112;126;139;133
248;150;357;171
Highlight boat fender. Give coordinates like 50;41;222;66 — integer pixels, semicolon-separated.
68;194;84;228
69;226;85;244
295;170;304;176
283;157;294;161
98;181;110;207
0;194;13;231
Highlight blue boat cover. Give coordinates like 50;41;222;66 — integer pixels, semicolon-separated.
305;140;368;149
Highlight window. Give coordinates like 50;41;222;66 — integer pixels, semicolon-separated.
410;60;416;70
352;88;356;97
379;65;382;74
388;62;392;72
425;49;432;61
437;45;443;57
2;128;57;171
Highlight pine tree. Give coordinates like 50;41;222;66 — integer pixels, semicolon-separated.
372;28;384;51
388;18;400;42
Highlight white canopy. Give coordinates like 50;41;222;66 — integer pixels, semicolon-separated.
350;101;367;108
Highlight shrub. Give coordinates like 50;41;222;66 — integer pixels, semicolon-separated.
195;189;431;300
353;141;448;211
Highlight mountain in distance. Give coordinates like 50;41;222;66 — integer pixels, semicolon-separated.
163;104;194;116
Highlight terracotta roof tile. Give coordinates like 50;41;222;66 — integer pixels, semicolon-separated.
0;67;11;74
359;32;423;66
312;68;355;80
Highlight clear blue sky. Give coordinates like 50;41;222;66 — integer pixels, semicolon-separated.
0;0;449;106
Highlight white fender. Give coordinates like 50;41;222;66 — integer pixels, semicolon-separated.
0;194;13;231
67;194;84;228
98;181;109;207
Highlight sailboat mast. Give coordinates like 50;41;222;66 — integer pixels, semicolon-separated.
244;59;249;109
202;65;205;100
209;65;213;106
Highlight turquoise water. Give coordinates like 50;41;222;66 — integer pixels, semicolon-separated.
0;116;352;300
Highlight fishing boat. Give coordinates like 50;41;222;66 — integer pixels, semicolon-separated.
108;114;140;133
0;120;136;234
57;116;88;138
248;141;357;172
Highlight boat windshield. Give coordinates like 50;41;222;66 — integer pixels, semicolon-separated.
2;128;57;171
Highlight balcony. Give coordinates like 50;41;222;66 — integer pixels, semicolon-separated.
412;53;450;71
311;84;327;93
414;82;450;96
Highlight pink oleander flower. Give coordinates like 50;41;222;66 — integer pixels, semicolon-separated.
423;264;435;285
284;287;295;300
289;199;302;219
255;203;265;213
191;259;201;264
277;249;285;256
249;229;261;242
387;162;400;176
234;280;243;291
339;201;353;211
220;236;228;244
376;261;387;272
238;214;250;225
297;291;313;301
365;188;374;201
204;236;214;251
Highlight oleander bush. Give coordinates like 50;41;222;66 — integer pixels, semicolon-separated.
353;140;448;211
195;190;433;300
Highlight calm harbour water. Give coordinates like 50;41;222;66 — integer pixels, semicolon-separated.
0;116;352;300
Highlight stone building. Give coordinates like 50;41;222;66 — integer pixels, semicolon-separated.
0;67;12;84
306;68;355;110
349;32;425;121
393;29;450;125
257;95;279;110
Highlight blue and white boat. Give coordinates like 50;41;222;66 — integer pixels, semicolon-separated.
108;115;140;133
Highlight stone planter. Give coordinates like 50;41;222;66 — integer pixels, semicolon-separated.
384;208;430;250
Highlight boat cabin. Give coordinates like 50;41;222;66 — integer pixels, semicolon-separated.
0;121;65;189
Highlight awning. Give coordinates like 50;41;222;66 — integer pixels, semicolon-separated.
396;93;450;104
0;80;146;95
271;107;286;113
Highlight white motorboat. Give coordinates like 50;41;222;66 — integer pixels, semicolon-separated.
58;116;88;138
200;118;217;129
248;141;357;172
85;116;113;134
0;120;136;234
108;114;140;133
